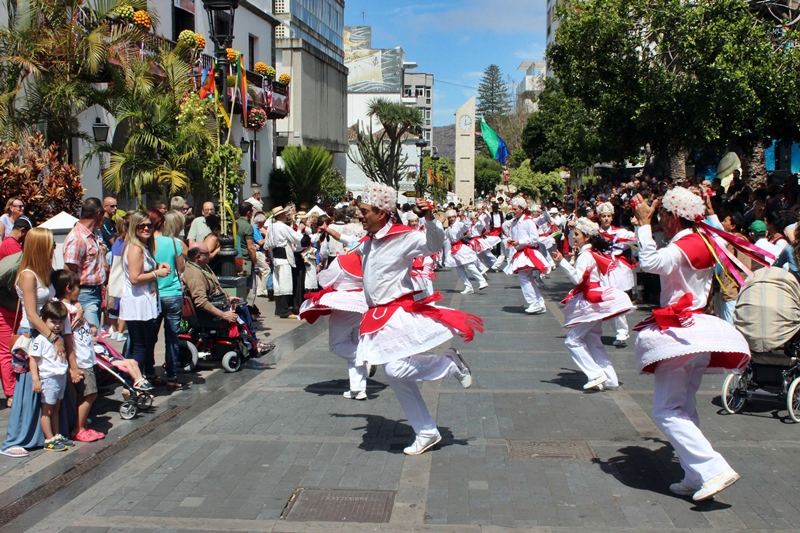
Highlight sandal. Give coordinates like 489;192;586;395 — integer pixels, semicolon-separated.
0;446;28;458
166;380;189;391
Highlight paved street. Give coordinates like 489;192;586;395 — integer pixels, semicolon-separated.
2;268;800;532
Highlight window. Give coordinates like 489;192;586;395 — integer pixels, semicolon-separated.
248;35;257;71
425;109;431;119
250;140;259;185
172;6;195;42
415;87;424;97
425;88;431;98
404;86;412;97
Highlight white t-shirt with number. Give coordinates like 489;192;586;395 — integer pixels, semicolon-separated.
29;336;68;379
64;301;96;369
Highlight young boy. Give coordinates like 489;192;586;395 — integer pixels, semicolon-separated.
53;270;105;442
29;301;74;452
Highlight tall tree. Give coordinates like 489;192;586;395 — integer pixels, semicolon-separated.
348;98;422;190
477;64;511;121
548;0;800;185
282;145;332;209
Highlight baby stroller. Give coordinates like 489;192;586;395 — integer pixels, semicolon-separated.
724;267;800;422
178;302;270;373
94;338;155;420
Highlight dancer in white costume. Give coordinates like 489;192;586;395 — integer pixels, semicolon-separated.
298;253;371;400
505;197;549;314
324;185;482;456
406;213;436;298
444;210;488;294
552;218;634;391
468;208;501;272
597;202;638;347
631;188;750;502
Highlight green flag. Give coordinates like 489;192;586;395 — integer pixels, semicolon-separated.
480;118;509;165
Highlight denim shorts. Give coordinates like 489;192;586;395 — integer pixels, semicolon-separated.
40;374;66;404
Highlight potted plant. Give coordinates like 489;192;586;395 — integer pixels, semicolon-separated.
132;10;151;30
254;62;275;82
278;73;291;85
246;108;267;131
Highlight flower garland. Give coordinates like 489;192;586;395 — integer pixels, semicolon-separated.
246;108;267;131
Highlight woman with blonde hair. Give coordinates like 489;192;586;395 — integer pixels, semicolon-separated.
119;212;169;379
0;197;26;240
1;228;77;457
154;210;186;389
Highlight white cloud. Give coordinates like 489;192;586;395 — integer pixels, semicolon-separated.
514;43;546;60
463;71;483;79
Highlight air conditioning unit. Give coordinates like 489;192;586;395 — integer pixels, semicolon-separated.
275;0;289;14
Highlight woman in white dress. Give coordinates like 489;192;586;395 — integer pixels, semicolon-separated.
552;217;634;391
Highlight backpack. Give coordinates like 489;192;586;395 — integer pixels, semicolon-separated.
0;251;21;311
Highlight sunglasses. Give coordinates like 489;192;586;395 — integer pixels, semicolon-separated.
11;203;24;208
137;223;153;230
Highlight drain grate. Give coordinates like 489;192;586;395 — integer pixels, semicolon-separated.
281;487;395;523
507;440;596;461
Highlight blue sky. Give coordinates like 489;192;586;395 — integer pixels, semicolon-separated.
343;0;548;127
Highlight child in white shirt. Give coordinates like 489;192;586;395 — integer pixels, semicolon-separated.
29;301;74;452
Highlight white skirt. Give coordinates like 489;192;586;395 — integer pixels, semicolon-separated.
356;307;454;366
634;313;751;373
411;274;434;296
504;247;548;275
469;236;497;253
563;288;634;328
445;243;479;267
273;263;293;296
298;289;368;317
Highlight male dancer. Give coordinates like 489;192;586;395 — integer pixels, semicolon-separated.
324;184;482;455
597;202;637;347
505;197;548;314
632;188;750;501
445;209;488;294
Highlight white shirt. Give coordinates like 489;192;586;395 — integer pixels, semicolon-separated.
29;335;68;379
356;220;445;307
637;225;712;310
559;244;602;285
267;219;301;266
65;301;95;368
446;219;470;243
508;215;541;250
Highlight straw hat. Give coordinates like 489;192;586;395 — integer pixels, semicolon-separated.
270;205;287;218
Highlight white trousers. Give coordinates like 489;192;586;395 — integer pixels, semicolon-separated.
329;312;367;392
652;353;731;484
478;250;497;269
613;314;629;340
518;270;544;307
254;251;269;296
455;262;486;290
564;321;619;386
384;353;456;437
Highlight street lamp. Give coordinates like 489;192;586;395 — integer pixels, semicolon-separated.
92;117;109;143
239;136;250;153
202;0;239;138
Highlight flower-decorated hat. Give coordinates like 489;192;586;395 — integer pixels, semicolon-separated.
597;202;614;216
662;186;705;221
362;183;397;213
574;217;600;237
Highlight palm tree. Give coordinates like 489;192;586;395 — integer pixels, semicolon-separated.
102;50;216;202
348;98;422;190
282;145;332;208
0;0;152;151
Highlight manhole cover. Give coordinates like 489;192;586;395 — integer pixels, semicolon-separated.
281;488;395;523
507;440;596;461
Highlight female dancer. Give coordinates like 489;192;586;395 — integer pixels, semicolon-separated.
552;217;634;391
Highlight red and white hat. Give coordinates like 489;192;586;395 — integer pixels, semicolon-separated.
362;183;397;213
662;186;705;221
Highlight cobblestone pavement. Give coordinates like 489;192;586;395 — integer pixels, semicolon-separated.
3;269;800;532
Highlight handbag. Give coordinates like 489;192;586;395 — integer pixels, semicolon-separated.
9;301;31;374
107;247;125;300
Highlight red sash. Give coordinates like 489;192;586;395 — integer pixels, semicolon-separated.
450;241;465;254
486;227;502;237
512;247;548;272
561;269;604;304
359;292;483;341
468;236;484;251
300;287;363;324
633;292;703;331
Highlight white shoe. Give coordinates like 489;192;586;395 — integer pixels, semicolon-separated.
479;267;489;275
583;375;608;390
342;390;367;400
692;468;740;501
524;304;545;315
491;259;505;270
613;336;629;347
403;433;442;455
478;281;489;290
446;348;472;388
460;287;474;295
669;479;702;496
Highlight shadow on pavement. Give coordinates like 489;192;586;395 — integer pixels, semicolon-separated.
541;368;588;391
330;413;468;453
304;379;387;397
711;394;789;421
501;306;526;314
593;437;733;512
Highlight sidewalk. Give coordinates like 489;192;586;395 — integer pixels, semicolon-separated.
3;270;800;531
